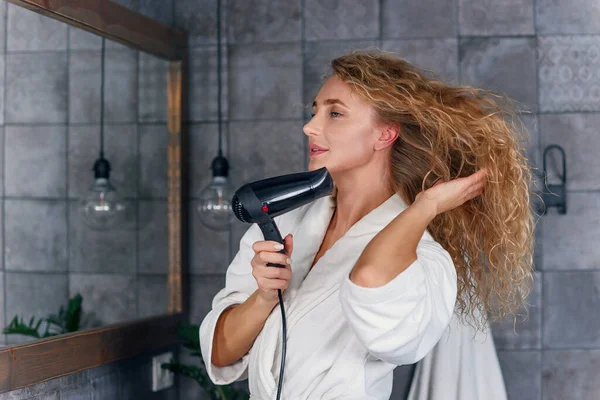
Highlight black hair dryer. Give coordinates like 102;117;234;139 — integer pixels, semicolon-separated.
231;167;334;267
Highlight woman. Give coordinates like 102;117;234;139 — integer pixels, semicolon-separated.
199;51;535;399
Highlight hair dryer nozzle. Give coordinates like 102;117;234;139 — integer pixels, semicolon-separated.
231;167;334;224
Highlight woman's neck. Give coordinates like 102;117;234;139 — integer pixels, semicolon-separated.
329;176;394;236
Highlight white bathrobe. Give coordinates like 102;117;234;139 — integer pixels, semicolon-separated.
199;193;458;399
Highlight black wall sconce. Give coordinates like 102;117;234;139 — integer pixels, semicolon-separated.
536;144;567;215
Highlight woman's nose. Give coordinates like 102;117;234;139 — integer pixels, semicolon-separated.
303;116;319;137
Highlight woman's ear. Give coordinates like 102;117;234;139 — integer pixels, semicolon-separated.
374;123;399;151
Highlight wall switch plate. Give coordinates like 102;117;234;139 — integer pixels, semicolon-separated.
152;352;174;392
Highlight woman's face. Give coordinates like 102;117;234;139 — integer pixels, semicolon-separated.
303;76;383;175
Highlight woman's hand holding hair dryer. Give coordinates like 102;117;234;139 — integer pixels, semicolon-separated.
251;234;294;305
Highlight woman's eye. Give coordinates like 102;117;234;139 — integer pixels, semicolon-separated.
330;111;342;117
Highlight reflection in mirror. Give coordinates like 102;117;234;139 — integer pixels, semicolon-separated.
0;3;171;346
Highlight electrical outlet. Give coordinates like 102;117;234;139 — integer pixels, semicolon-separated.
152;352;174;392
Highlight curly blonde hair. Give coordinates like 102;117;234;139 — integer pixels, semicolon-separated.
330;50;536;328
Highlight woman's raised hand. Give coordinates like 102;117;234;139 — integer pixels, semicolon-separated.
414;168;489;216
251;233;294;304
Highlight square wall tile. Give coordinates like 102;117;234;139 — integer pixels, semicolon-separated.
138;52;168;123
104;48;138;123
538;36;600;112
459;38;537;112
68;124;138;199
137;275;168;318
543;271;600;348
229;120;306;184
68;200;136;274
382;0;456;38
6;53;67;124
229;43;302;120
303;0;379;41
497;351;541;400
381;39;459;82
189;274;227;324
542;193;600;270
536;0;600;34
69;273;136;326
139;124;169;198
7;3;67;51
492;272;542;350
303;40;378;118
5;272;68;345
229;0;301;43
5;125;67;197
458;0;534;36
69;51;101;124
57;370;91;399
189;201;230;274
188;46;228;122
138;200;168;274
543;350;600;400
5;200;67;273
540;114;600;191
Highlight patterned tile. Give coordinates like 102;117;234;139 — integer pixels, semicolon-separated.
104;48;138;123
459;0;534;36
189;200;230;274
303;0;379;41
539;36;600;112
137;275;168;318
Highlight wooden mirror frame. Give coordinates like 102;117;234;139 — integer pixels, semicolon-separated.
0;0;187;392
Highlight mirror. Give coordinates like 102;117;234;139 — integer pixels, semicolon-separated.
0;2;174;346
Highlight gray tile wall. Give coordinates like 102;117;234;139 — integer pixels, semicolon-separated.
6;0;599;399
177;1;600;400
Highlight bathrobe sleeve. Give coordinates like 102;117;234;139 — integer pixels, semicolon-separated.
198;222;264;385
339;236;458;366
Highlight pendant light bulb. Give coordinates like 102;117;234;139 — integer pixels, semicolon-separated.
80;157;127;230
79;37;127;230
197;155;235;231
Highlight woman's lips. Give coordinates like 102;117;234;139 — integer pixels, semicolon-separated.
309;149;328;157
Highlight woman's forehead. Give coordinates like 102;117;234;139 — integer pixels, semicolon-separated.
315;76;367;108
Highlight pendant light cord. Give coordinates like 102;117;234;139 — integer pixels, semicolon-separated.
216;0;223;158
100;38;106;159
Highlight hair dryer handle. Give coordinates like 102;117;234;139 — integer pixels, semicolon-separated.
258;221;287;268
